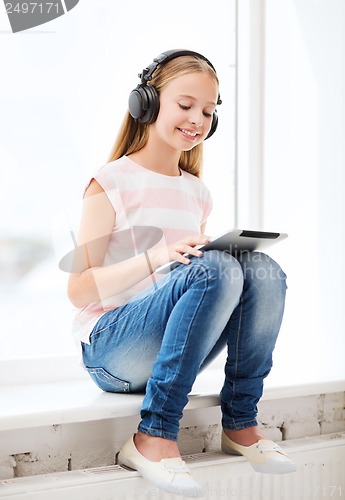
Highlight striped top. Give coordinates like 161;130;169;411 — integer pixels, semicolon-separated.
72;155;213;344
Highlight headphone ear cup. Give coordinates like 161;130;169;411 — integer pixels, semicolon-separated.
128;86;145;121
141;84;160;124
128;84;160;124
205;110;218;140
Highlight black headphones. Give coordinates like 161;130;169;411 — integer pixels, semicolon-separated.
128;49;222;140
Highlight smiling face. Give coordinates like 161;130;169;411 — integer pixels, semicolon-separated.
149;71;219;153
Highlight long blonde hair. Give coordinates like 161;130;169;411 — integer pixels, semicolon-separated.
107;55;219;178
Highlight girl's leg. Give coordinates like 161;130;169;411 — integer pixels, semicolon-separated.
219;252;287;434
82;250;244;441
138;251;244;441
195;252;295;474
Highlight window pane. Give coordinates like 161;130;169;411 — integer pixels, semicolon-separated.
261;0;345;384
0;0;236;360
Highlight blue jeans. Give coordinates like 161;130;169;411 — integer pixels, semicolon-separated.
82;250;287;441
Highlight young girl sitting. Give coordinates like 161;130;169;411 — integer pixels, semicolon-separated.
67;49;296;497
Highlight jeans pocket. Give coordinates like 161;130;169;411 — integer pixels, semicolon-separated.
86;366;130;393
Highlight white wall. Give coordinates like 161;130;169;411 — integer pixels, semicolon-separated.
240;0;345;385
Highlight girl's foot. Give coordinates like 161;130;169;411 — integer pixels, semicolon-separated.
134;431;181;461
116;434;204;497
223;426;267;446
221;427;297;474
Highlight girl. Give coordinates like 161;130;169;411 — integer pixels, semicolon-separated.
68;49;296;497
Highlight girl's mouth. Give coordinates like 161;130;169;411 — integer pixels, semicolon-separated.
178;128;199;140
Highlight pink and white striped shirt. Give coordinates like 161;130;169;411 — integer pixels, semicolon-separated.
72;155;213;344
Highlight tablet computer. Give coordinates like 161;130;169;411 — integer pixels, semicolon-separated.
156;229;288;274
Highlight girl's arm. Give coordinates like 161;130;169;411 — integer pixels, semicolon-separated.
67;180;209;308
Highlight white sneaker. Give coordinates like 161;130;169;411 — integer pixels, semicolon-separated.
116;435;204;497
221;431;297;474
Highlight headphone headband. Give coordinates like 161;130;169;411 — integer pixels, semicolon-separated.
140;50;216;80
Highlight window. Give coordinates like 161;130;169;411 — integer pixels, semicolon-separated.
237;0;345;386
0;0;236;373
4;1;343;388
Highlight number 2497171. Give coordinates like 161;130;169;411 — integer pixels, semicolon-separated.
5;3;61;14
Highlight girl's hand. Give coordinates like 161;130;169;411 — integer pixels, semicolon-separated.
150;234;211;270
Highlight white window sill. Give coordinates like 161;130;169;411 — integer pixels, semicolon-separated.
1;365;344;433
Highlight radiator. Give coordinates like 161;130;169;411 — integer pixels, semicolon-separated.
0;433;344;500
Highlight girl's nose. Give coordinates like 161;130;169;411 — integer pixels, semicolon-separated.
189;109;203;127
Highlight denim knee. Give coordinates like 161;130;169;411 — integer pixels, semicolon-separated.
193;250;244;291
238;251;287;293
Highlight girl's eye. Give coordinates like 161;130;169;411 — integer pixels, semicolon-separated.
178;103;213;118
